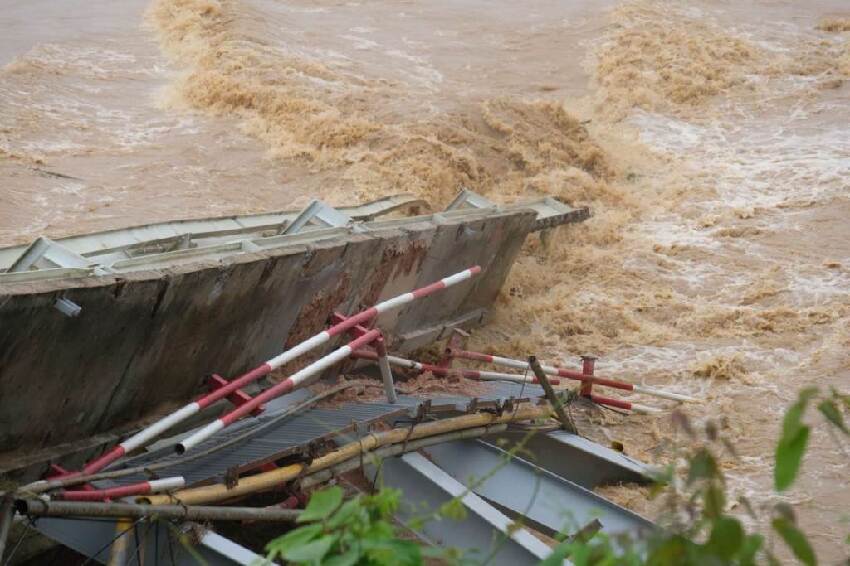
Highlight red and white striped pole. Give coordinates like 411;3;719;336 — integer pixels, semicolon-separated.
56;477;185;502
176;329;382;453
79;266;481;473
587;394;662;415
350;350;560;386
353;351;660;414
354;350;662;414
448;349;696;403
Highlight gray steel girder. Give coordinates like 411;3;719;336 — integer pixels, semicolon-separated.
485;429;653;489
369;452;560;566
31;516;261;565
420;439;655;538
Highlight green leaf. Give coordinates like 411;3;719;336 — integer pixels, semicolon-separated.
774;425;810;492
362;539;422;566
324;547;362;566
738;534;764;566
281;534;338;563
298;486;344;523
265;523;322;559
364;487;401;519
687;448;719;485
775;389;817;492
703;483;726;520
363;519;395;541
783;388;817;439
817;399;848;434
647;534;691;564
327;497;364;530
705;516;743;559
438;498;468;521
539;540;575;566
772;517;817;566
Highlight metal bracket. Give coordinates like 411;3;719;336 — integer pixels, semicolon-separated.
445;190;591;233
54;296;82;317
369;452;554;564
283;200;352;235
206;374;264;416
8;236;94;272
438;328;470;368
414;399;432;421
445;189;497;211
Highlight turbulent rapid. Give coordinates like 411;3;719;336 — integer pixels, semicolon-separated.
1;0;848;559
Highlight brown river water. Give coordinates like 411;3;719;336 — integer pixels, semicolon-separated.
2;0;849;559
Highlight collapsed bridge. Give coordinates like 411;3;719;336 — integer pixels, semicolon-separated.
0;192;689;564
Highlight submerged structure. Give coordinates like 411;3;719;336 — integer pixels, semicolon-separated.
0;192;669;565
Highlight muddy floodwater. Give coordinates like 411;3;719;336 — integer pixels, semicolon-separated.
2;0;849;559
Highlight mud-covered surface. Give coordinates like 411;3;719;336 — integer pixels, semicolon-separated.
2;0;849;559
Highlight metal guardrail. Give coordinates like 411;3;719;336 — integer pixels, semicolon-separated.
0;192;589;284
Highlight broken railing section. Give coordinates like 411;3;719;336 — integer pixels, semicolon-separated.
53;477;185;502
448;188;590;231
0;190;587;283
447;347;696;403
350;349;560;386
431;332;697;412
51;266;482;480
176;329;383;453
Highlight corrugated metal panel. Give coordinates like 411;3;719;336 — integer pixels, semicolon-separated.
99;380;545;489
111;401;404;486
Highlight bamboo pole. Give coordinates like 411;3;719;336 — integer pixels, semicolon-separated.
529;356;576;433
145;402;554;506
298;423;509;489
106;518;133;566
16;499;300;522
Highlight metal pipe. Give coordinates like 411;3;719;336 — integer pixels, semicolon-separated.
350;350;559;385
77;266;481;474
106;518;133;566
57;477;186;502
145;402;555;506
374;338;398;404
176;330;381;453
589;394;662;415
580;355;596;397
298;423;509;489
449;348;696;403
16;500;300;522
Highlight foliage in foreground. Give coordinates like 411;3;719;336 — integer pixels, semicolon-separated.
265;386;849;565
265;485;431;566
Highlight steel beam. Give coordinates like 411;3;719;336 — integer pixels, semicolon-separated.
484;429;652;489
283;200;353;234
420;439;654;538
369;452;557;565
199;530;264;566
30;516;260;565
